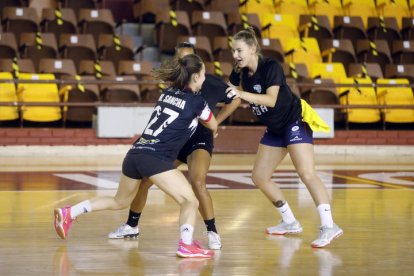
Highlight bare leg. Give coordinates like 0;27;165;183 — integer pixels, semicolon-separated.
149;169;199;227
90;173;141;211
129;160;183;213
129;178;154;213
186;149;213;220
251;144;288;203
287;143;330;205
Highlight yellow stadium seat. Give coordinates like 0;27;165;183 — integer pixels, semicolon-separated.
377;0;410;29
339;77;381;123
261;13;298;49
308;0;343;27
311;62;347;93
342;0;377;27
377;78;414;123
274;0;309;26
17;73;62;122
285;37;322;73
240;0;275;22
0;72;19;121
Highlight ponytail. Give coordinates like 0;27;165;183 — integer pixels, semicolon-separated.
152;54;203;90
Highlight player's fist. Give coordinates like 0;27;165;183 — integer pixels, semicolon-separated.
226;87;240;100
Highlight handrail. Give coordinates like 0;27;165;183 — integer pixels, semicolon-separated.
0;79;159;85
0;78;412;88
0;101;412;109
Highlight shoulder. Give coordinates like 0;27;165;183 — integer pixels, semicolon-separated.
203;74;228;90
205;73;224;83
260;57;281;70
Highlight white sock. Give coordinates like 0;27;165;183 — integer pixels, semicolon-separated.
317;204;334;228
70;200;92;219
277;202;296;224
180;224;194;245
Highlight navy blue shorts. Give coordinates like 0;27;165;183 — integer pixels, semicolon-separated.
260;121;313;148
122;153;175;180
176;130;213;164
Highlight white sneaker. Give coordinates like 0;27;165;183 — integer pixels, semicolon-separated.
311;224;343;248
206;231;222;250
266;220;303;235
108;224;139;239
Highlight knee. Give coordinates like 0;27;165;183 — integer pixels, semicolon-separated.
183;195;199;209
191;178;207;194
177;192;199;208
297;169;317;184
113;198;130;210
251;172;267;188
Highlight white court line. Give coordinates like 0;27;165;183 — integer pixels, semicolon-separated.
54;173;119;189
34;192;84;211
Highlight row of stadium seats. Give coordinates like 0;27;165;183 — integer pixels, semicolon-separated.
0;32;137;70
1;64;413;125
1;7;117;44
0;1;412;128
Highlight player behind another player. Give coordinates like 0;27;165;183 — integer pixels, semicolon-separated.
107;42;241;250
227;27;343;248
54;54;217;258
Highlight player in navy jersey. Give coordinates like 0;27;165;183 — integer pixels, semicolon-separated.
54;54;218;258
226;27;343;248
107;42;241;250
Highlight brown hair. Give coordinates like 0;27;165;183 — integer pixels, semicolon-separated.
232;27;261;76
232;26;261;54
152;54;203;90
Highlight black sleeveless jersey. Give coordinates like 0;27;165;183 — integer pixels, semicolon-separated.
229;57;301;134
129;87;211;161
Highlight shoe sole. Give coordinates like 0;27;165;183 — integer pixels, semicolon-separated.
311;230;344;248
108;233;139;239
54;209;66;240
266;228;303;235
209;245;222;250
176;251;214;258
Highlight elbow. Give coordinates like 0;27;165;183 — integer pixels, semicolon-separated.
264;97;277;108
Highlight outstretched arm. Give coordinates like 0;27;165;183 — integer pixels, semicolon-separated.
215;98;241;125
226;85;280;108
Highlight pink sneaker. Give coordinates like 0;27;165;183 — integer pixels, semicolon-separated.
54;206;74;239
176;240;214;258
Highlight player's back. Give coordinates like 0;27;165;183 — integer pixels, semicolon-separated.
130;88;207;160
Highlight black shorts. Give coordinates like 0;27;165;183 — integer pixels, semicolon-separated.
176;130;214;164
122;153;175;180
261;121;313;148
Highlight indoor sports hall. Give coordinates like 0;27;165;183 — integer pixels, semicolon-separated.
0;1;413;275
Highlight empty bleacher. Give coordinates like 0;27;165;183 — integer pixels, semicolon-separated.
0;0;412;130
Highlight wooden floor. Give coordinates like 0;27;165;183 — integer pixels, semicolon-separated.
0;151;413;275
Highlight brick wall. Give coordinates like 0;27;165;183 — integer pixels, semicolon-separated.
0;127;412;153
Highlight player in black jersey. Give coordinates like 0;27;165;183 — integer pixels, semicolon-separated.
227;28;343;248
54;54;217;258
108;42;240;250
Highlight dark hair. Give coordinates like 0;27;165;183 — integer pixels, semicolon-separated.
152;54;203;90
175;42;196;52
232;26;261;54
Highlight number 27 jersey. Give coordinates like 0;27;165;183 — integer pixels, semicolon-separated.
129;88;212;161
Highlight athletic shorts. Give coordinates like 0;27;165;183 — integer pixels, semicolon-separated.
260;120;313;148
176;131;214;164
122;153;175;180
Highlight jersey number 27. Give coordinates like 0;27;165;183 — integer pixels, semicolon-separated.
144;106;179;137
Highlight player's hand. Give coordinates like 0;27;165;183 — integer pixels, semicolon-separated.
226;87;240;100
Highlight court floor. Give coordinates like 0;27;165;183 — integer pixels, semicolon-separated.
0;151;413;275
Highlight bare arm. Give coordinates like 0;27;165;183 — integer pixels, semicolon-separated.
227;80;280;107
234;85;280;107
200;114;218;137
215;98;241;125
